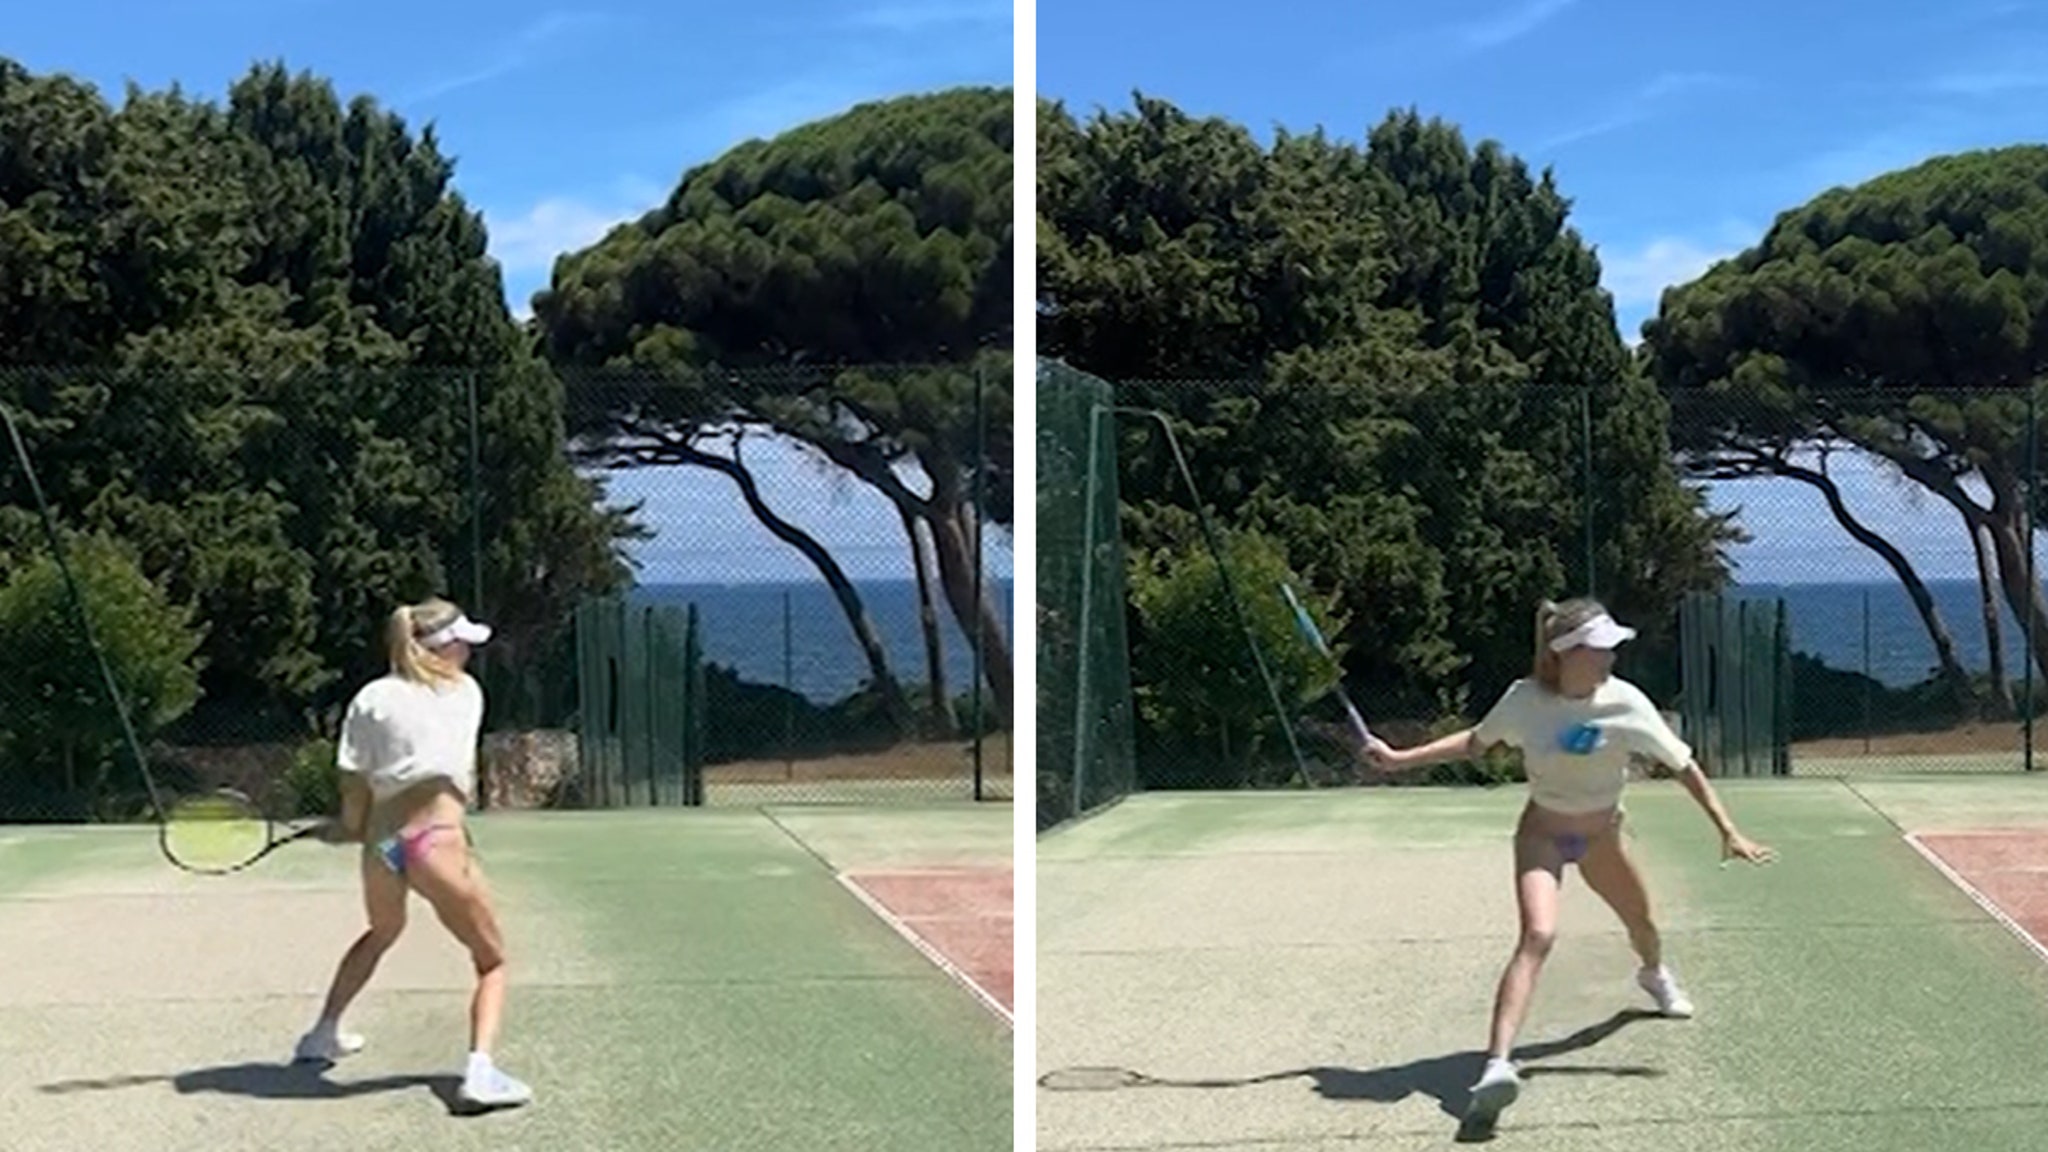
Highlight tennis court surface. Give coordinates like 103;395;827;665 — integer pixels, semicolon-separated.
1038;778;2048;1150
0;804;1011;1152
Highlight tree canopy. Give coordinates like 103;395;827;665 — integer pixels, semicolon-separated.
1645;145;2048;697
0;59;634;734
1040;95;1731;724
533;87;1015;719
0;535;205;818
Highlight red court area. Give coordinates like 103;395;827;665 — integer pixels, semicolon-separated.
841;867;1013;1024
1913;830;2048;961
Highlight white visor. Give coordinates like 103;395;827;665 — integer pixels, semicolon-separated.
1548;613;1636;653
419;614;492;649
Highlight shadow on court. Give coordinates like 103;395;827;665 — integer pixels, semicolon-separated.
37;1063;479;1115
1042;1009;1663;1143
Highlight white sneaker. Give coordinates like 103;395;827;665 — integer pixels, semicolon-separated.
1466;1056;1521;1125
1637;964;1696;1018
458;1058;533;1110
292;1023;365;1063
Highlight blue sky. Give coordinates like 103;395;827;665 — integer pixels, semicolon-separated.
9;0;1014;585
1040;0;2048;585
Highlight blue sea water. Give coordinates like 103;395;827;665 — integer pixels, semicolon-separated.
633;579;1014;703
1735;578;2048;688
636;575;2029;700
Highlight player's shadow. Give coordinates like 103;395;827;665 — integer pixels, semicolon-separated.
1041;1008;1665;1144
1308;1009;1665;1142
38;1061;486;1116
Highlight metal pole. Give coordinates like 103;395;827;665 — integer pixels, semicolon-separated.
1776;598;1791;776
643;605;657;807
2028;384;2038;771
1862;587;1872;757
972;362;987;801
465;371;489;808
783;588;795;782
1;402;164;820
467;370;484;615
1120;406;1311;785
1069;404;1105;820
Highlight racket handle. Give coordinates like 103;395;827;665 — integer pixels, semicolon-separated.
1334;690;1373;745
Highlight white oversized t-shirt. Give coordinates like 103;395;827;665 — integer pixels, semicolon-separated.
1473;676;1693;814
336;674;485;802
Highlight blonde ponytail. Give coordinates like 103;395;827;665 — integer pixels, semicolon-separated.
386;598;465;686
1531;597;1608;691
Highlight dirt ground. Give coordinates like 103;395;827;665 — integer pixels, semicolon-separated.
1792;721;2048;759
703;733;1012;784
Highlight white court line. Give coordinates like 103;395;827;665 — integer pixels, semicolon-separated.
837;870;1014;1028
1903;831;2048;968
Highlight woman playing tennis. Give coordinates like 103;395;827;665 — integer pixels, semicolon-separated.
291;597;532;1111
1362;597;1773;1128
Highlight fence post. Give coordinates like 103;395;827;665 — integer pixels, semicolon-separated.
783;588;795;781
972;360;987;801
2028;384;2038;772
1070;402;1105;820
465;371;492;810
1776;598;1791;776
1862;587;1872;757
685;602;706;807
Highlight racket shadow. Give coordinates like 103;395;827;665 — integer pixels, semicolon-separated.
39;1062;470;1115
1043;1008;1664;1142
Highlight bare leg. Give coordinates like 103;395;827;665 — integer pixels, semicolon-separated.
405;834;508;1057
1577;826;1660;968
316;850;408;1026
1488;839;1565;1059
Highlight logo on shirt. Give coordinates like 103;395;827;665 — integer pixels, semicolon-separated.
1558;723;1606;755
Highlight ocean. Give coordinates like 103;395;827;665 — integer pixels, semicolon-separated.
1733;579;2045;688
634;579;1015;703
635;576;2033;701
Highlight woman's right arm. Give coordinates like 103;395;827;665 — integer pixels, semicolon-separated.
1367;728;1483;770
329;693;373;843
331;774;370;843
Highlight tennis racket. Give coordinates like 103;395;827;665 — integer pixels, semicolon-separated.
160;788;333;875
1280;582;1373;748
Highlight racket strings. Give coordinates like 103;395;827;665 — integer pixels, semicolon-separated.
162;791;271;872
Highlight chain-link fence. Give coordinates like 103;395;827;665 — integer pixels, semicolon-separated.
0;363;1012;823
1036;367;2048;828
1037;362;1136;831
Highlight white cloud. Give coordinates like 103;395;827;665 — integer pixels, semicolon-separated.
1455;0;1578;51
1538;72;1744;150
485;197;641;276
1600;233;1745;312
405;10;609;103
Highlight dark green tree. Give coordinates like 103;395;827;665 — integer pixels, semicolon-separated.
0;535;205;819
535;87;1015;723
1127;529;1342;787
0;59;636;733
1040;95;1731;722
1644;145;2048;697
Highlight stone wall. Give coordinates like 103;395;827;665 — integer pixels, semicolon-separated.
481;729;580;809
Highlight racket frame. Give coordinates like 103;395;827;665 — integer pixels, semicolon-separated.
1279;582;1373;747
158;787;330;875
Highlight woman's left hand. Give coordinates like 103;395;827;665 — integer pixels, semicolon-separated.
1721;831;1775;866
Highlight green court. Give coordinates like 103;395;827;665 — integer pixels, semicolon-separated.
0;805;1011;1152
1038;778;2048;1150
